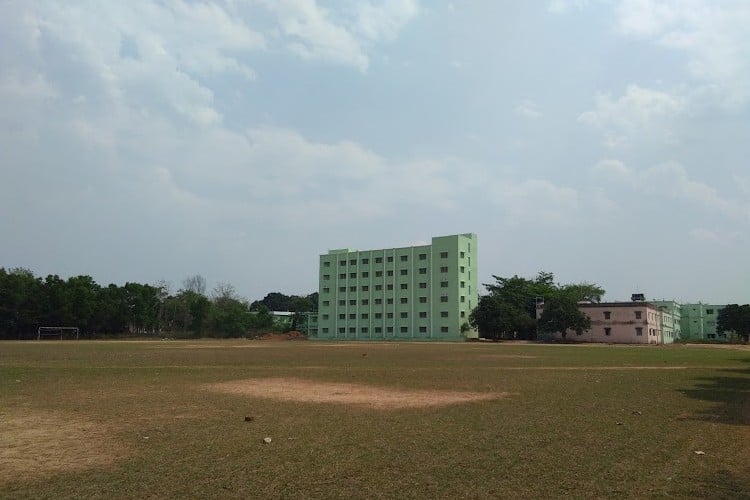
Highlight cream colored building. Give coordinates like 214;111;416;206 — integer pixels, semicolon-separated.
537;301;672;344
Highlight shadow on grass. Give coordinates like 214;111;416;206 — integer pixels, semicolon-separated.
686;469;750;499
679;358;750;426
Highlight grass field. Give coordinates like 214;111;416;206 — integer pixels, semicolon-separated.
1;340;749;499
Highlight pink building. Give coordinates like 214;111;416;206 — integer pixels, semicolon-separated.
536;301;666;344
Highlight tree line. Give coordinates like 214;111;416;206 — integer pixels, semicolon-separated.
469;271;604;340
0;268;315;339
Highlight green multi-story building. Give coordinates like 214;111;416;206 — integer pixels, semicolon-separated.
680;303;726;340
315;234;479;341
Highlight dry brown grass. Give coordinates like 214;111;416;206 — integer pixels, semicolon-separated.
204;377;508;409
0;410;128;484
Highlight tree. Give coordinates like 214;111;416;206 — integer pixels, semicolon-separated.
289;296;313;331
470;295;535;340
182;275;207;296
717;304;750;342
538;295;592;340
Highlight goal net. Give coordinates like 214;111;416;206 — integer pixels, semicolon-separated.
37;326;80;340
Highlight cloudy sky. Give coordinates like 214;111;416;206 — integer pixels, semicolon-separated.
1;0;748;304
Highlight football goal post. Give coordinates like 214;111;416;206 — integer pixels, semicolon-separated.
37;326;80;340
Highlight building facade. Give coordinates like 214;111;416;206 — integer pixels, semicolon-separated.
315;234;478;340
536;301;672;344
680;303;726;340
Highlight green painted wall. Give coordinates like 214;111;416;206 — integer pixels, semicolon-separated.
680;303;726;340
315;234;478;341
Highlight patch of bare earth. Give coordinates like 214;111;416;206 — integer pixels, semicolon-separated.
0;410;128;484
205;378;506;410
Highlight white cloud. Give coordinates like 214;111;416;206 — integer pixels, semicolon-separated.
594;159;750;222
615;0;750;107
579;84;687;147
515;99;542;118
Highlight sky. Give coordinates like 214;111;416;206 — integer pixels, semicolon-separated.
1;0;749;304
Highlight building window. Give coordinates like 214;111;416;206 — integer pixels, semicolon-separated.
400;326;408;333
440;252;448;258
361;299;369;305
338;327;345;334
440;296;448;303
323;261;331;267
419;296;427;303
387;270;394;276
361;327;368;333
338;300;346;306
376;271;383;277
349;313;356;319
349;300;356;306
375;284;383;291
604;311;611;320
460;281;465;288
323;274;330;280
362;272;369;278
400;312;408;319
419;268;427;274
400;255;408;262
460;296;465;303
349;327;355;333
440;281;449;288
400;283;408;290
635;311;642;320
605;327;611;336
460;266;465;273
419;253;427;260
375;327;382;333
387;327;393;333
387;298;394;304
440;311;449;318
419;282;427;289
339;314;345;320
323;314;329;320
362;285;369;292
362;313;369;319
706;309;714;315
375;299;382;305
322;328;329;333
362;258;369;265
460;251;465;258
387;284;394;291
387;312;394;319
339;273;346;279
349;286;356;292
339;260;346;266
419;312;427;318
375;312;382;319
375;257;383;264
419;326;427;333
323;300;330;306
440;266;448;273
460;311;466;318
400;269;408;276
387;256;394;263
636;327;643;336
441;326;449;333
349;259;356;265
400;298;408;304
350;273;356;279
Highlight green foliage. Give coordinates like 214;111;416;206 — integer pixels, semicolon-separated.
717;304;750;342
0;267;318;339
538;295;592;339
471;271;604;340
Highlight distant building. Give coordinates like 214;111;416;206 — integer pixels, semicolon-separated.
315;234;479;340
536;300;676;344
680;303;727;341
